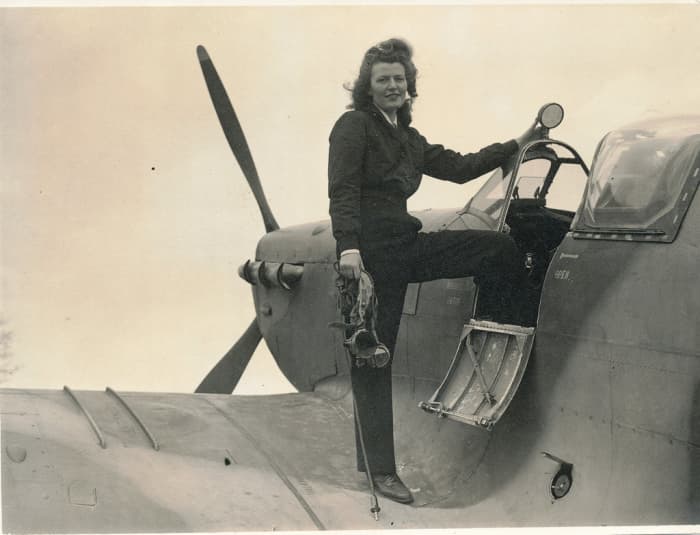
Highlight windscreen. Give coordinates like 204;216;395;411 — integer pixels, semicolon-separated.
466;167;511;228
465;142;586;226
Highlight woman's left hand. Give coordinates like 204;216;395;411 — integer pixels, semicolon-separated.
516;120;544;149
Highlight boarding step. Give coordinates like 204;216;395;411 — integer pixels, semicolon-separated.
419;319;535;430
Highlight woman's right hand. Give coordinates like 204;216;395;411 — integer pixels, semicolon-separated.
339;250;364;280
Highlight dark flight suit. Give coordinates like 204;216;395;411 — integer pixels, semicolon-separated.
328;106;522;475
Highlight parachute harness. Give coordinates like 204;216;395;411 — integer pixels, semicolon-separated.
332;266;391;369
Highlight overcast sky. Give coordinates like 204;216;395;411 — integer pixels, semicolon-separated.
2;4;699;394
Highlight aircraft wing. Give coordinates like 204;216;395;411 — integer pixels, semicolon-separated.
6;371;698;531
1;384;482;532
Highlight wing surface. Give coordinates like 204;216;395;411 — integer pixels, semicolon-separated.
4;370;699;532
1;384;481;532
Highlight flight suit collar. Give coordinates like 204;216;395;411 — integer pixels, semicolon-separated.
373;104;398;128
368;105;406;142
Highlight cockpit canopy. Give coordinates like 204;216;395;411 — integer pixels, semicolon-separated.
574;116;700;242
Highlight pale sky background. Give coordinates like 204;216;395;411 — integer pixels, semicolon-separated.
1;4;700;395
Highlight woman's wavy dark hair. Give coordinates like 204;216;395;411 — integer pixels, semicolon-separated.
346;38;418;126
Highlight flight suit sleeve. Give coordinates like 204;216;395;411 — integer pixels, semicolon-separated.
328;112;367;253
420;135;519;183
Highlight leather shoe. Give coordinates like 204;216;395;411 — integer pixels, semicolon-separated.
372;473;414;504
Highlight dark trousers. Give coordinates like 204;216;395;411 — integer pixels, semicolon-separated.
351;229;523;474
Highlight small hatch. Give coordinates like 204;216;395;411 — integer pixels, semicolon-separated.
311;224;328;236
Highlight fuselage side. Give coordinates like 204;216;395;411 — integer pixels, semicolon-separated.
249;156;699;523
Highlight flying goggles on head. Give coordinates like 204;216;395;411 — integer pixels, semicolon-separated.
331;268;391;368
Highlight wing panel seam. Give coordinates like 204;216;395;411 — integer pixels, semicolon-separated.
200;397;326;530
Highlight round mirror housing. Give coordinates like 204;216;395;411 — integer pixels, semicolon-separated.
538;102;564;130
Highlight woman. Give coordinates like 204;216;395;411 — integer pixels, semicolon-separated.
328;38;539;504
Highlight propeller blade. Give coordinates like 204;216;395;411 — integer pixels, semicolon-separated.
195;318;262;394
197;45;279;233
